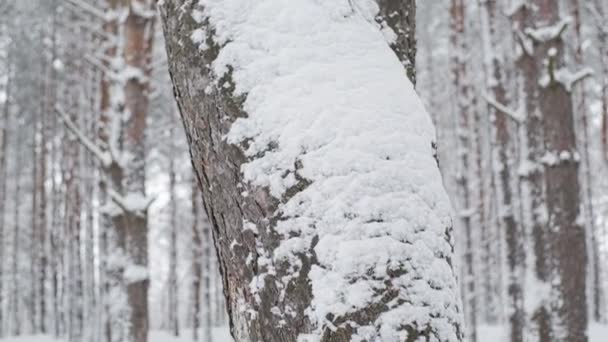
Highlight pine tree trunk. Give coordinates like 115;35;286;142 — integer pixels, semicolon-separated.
11;108;22;336
449;1;477;340
160;1;463;341
568;0;602;323
191;176;203;342
482;0;526;339
513;2;588;341
168;131;180;337
376;0;416;84
0;39;12;339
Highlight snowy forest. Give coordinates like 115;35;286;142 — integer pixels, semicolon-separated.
0;0;607;342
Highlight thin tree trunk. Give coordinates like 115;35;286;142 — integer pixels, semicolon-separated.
11;110;22;336
482;0;526;340
191;175;203;342
0;38;13;339
449;1;477;340
168;129;179;337
568;0;602;323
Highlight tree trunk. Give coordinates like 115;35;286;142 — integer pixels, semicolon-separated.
513;2;588;341
168;126;180;337
482;0;526;339
191;176;203;342
449;1;477;340
568;0;602;323
0;37;13;339
160;1;463;341
376;0;416;85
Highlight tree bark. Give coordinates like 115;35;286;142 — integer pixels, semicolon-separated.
160;1;463;341
375;0;416;84
513;2;588;341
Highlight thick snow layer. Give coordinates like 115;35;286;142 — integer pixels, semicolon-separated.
192;0;462;340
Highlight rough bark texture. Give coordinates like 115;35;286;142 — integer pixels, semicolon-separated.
160;1;461;341
376;0;417;84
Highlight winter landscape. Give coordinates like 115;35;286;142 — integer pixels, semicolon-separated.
0;0;607;341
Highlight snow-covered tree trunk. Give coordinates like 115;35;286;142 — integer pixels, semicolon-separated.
191;176;203;342
595;0;608;163
160;1;463;341
376;0;416;84
10;99;22;336
101;2;155;342
449;1;477;341
63;32;85;342
0;35;12;339
568;0;602;323
513;2;588;341
190;178;213;342
53;2;156;342
482;0;526;340
168;129;180;337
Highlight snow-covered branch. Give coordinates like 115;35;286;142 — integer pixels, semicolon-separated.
130;1;156;19
559;68;594;91
84;54;113;75
483;94;524;124
524;17;571;43
55;105;114;168
505;1;527;17
514;30;534;56
107;188;155;216
539;66;594;91
63;0;106;20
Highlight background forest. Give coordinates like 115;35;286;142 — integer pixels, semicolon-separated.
0;0;607;342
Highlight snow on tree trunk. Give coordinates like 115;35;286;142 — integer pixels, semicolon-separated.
191;176;203;342
596;0;608;164
449;1;477;341
0;35;12;339
567;0;602;324
481;0;526;339
512;2;588;341
375;0;416;85
160;1;464;341
168;131;180;337
96;2;156;342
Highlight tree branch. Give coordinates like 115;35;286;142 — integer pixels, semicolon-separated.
63;0;106;20
483;94;524;124
55;105;113;168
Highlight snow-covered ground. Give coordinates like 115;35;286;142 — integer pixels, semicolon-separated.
478;324;608;341
2;324;607;342
0;328;233;342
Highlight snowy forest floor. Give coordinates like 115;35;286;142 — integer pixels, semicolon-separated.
478;324;608;341
0;328;233;342
1;325;608;342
